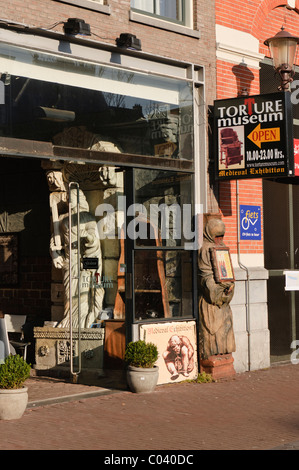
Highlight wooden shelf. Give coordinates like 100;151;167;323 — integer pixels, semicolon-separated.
135;289;161;293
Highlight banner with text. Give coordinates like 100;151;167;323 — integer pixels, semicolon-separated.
214;92;294;180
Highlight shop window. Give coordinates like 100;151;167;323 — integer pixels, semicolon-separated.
0;44;193;163
133;249;193;320
132;168;195;321
133;169;194;247
113;168;196;322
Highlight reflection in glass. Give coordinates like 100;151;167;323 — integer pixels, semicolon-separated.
134;250;193;320
0;44;193;161
134;169;193;247
131;0;184;22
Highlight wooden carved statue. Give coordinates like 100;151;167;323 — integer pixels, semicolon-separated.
197;218;236;359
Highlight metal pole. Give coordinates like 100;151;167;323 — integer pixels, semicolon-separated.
236;180;251;371
289;184;296;344
69;182;81;382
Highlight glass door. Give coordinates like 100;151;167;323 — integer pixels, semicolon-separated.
47;161;196;371
261;61;299;364
263;179;299;363
124;167;196;339
47;159;126;376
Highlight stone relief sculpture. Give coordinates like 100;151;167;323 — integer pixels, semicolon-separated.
53;126;121;189
197;218;236;359
50;187;104;328
46;170;67;255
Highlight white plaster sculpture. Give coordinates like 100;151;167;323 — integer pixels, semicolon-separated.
50;188;104;328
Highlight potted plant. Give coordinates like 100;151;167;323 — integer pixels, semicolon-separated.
0;354;31;420
124;340;159;393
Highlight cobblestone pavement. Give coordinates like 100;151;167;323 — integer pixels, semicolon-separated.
1;363;299;451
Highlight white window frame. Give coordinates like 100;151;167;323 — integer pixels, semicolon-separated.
130;0;199;38
131;0;189;26
54;0;110;14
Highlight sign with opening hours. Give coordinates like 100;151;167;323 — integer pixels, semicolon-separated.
214;92;294;180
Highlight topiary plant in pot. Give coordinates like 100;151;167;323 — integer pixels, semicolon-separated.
125;340;159;393
0;354;31;420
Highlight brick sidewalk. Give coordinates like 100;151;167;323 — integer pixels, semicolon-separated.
1;363;299;450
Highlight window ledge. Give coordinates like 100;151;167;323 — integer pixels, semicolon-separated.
130;11;200;39
54;0;111;14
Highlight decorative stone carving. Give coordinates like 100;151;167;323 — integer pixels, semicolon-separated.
34;327;105;375
46;170;68;255
34;327;104;340
57;340;75;364
83;349;94;360
39;345;50;357
46;170;67;193
53;126;122;189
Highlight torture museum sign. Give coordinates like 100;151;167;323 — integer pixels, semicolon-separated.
213;92;294;180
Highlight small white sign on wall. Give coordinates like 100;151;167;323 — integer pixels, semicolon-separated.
287;0;296;10
284;271;299;291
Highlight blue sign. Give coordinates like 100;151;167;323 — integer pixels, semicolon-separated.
240;205;261;240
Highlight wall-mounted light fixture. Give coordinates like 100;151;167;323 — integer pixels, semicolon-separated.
34;107;75;122
116;33;142;51
63;18;91;36
264;26;299;91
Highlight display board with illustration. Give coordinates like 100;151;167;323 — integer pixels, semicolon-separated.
140;321;198;384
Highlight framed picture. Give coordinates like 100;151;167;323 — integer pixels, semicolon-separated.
210;247;234;283
0;233;18;286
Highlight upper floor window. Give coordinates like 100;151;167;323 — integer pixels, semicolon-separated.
54;0;109;14
131;0;186;25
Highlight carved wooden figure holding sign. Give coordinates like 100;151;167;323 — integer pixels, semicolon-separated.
197;218;236;360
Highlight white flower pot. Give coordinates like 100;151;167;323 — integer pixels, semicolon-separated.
127;365;159;393
0;386;28;420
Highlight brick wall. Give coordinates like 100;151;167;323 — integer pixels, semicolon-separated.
216;57;263;255
0;0;216;104
0;256;52;321
216;0;299;256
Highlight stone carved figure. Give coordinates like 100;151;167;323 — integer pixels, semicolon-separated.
198;218;235;359
50;188;104;328
53;126;121;189
46;170;67;255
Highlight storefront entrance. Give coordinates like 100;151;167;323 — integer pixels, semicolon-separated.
0;34;202;381
261;62;299;363
263;179;299;362
0;154;196;379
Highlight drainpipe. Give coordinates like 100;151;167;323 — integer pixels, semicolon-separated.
236;181;251;371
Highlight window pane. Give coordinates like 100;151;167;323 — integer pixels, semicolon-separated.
131;0;154;13
134;250;193;320
0;44;193;162
158;0;182;21
133;169;194;248
131;0;184;23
